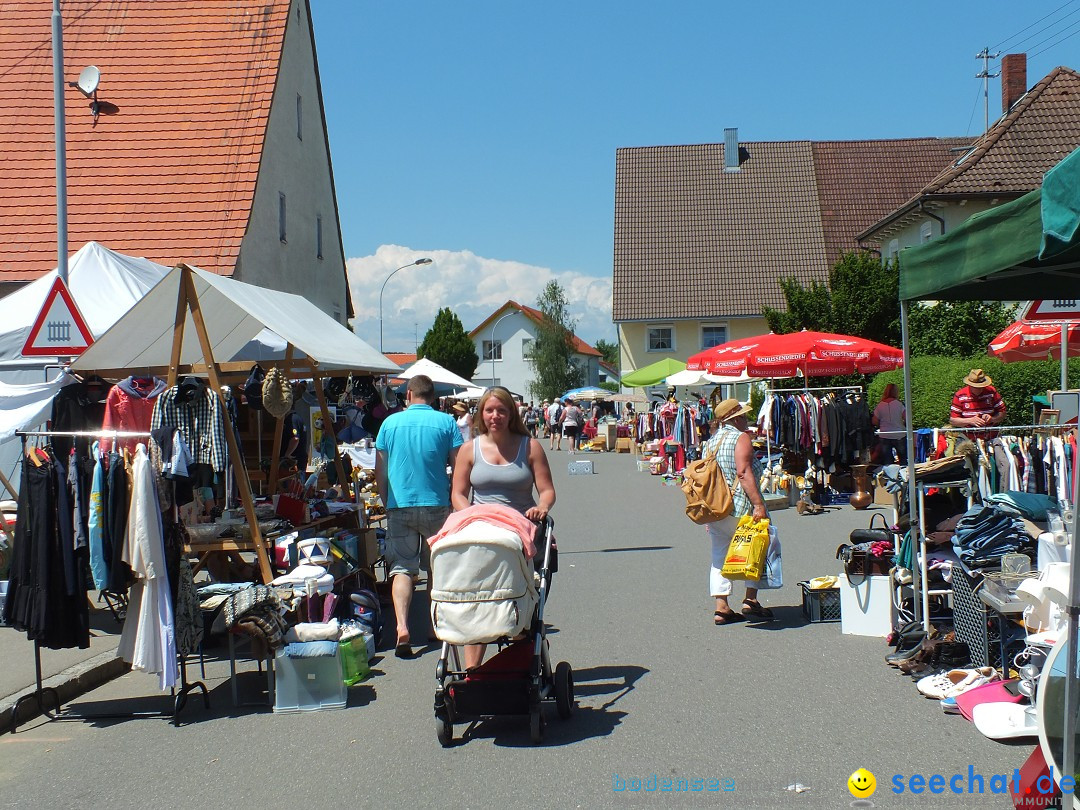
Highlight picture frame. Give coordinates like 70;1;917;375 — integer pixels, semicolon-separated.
1039;409;1060;426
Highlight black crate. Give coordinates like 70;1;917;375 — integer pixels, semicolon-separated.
800;581;841;623
951;565;999;668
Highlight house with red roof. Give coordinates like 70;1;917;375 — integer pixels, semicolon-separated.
0;0;351;323
470;301;601;396
859;57;1080;257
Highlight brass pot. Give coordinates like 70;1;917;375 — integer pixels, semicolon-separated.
849;464;872;510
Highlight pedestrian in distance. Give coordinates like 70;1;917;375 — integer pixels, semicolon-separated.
375;375;463;659
560;399;584;454
703;398;771;626
872;383;907;464
548;398;564;451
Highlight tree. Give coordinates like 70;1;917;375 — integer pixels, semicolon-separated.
526;281;584;401
763;251;901;346
594;338;619;368
417;308;478;380
906;301;1014;358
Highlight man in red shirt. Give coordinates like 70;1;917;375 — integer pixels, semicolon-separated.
949;368;1005;435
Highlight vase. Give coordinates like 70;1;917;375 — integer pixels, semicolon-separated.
846;466;872;509
849;464;872;510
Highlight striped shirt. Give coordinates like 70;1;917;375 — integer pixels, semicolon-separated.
950;385;1005;436
705;424;762;518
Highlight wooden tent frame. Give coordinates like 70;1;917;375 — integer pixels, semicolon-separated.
82;264;351;584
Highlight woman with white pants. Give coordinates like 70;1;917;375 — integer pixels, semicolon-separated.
704;398;772;625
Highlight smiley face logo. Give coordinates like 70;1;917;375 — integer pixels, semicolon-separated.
847;768;876;798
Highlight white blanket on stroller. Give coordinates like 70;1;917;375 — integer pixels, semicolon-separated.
429;520;538;645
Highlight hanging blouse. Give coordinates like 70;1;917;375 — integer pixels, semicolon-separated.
101;377;167;453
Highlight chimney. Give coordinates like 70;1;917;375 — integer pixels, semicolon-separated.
1001;53;1027;113
724;127;740;173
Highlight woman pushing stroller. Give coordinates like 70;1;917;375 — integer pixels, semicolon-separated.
451;386;556;668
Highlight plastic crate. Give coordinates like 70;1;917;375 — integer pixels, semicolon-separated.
273;646;347;713
800;581;841;623
951;565;999;669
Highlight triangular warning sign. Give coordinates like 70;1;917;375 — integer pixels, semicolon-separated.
22;277;95;356
1023;299;1080;321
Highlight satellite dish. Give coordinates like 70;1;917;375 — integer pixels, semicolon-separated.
76;66;100;96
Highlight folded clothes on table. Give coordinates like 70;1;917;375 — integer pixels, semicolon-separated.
283;640;339;658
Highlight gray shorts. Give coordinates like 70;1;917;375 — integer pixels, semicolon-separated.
385;505;451;577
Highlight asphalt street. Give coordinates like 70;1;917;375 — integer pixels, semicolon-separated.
0;449;1030;808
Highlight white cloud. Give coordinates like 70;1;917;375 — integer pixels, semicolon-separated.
347;245;614;354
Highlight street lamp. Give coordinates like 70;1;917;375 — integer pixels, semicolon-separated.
489;311;515;386
379;258;432;352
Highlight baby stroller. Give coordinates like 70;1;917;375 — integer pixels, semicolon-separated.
430;509;572;745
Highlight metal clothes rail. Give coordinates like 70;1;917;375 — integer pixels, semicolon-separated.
7;429;208;732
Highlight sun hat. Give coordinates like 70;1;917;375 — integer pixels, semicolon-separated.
451;402;468;414
714;397;752;423
964;368;993;388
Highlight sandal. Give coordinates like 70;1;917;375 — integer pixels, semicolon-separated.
714;610;745;626
741;599;774;619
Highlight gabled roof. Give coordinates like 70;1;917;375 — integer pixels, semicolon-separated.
923;67;1080;196
471;300;602;357
861;66;1080;240
384;353;418;367
613;137;964;322
0;0;290;281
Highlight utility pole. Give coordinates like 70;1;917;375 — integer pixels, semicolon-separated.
976;47;1001;134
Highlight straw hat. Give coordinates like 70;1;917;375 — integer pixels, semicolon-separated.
714;397;751;423
963;368;993;388
451;402;468;415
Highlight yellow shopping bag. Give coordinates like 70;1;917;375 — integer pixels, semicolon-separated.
720;515;770;581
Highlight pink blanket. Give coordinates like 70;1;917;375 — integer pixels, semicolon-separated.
428;503;537;558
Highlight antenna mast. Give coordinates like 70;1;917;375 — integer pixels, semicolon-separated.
975;47;1001;133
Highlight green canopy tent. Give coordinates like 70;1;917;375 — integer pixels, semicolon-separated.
620;357;687;387
899;145;1080;780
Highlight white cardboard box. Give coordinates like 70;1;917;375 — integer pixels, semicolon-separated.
838;572;893;637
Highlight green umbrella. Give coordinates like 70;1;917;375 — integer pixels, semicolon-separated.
621;357;687;387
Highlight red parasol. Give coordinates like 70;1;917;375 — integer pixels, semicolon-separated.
988;319;1080;362
685;330;904;378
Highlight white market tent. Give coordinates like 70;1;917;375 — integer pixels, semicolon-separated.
67;262;400;583
72;264;398;376
394;357;475;389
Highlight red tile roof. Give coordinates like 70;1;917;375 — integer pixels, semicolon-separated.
921;67;1080;196
384;353;417;367
0;0;290;281
613;137;963;321
471;301;601;357
861;67;1080;239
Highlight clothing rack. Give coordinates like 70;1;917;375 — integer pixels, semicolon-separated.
8;429;209;732
759;385;864;485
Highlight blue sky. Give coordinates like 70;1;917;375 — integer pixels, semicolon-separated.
310;1;1080;352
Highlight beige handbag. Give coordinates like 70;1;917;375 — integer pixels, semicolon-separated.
262;368;293;418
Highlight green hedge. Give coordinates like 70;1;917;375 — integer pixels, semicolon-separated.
869;356;1080;429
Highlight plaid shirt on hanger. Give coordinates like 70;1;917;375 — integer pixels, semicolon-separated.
151;386;228;472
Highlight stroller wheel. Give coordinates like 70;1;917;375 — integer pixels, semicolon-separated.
529;706;545;744
554;661;574;719
436;716;454;747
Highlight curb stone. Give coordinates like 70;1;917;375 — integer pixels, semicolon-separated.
0;650;130;734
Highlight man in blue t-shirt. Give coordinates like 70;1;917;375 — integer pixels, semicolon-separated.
375;374;462;658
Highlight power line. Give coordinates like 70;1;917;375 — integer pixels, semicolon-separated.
997;3;1080;53
1030;19;1080;58
992;0;1080;51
